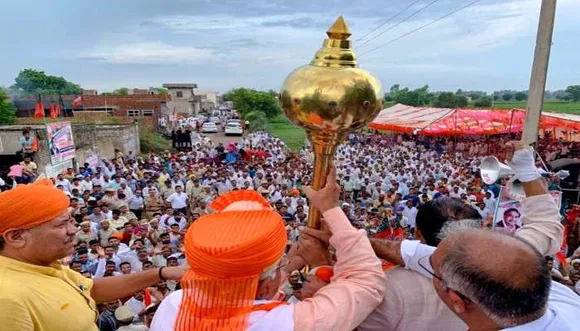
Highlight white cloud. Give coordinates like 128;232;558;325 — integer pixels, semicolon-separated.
369;62;480;73
86;42;213;64
360;0;543;62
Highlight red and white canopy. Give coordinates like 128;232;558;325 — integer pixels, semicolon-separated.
369;104;580;136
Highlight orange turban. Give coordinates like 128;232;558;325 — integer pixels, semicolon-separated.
0;179;69;234
176;190;287;331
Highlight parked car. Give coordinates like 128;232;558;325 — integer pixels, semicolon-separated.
201;122;218;133
224;122;243;136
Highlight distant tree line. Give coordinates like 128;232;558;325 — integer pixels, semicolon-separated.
222;88;281;131
385;84;580;107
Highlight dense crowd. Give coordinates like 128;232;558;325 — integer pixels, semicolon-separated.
3;128;580;330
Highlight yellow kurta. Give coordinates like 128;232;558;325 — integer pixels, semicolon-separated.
0;255;98;331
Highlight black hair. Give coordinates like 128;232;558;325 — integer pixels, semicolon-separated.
504;208;521;217
76;248;89;255
416;196;482;247
69;261;81;268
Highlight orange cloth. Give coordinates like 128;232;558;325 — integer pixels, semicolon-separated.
0;179;69;234
312;266;334;283
175;190;287;331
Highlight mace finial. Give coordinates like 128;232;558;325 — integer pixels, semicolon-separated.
326;16;351;40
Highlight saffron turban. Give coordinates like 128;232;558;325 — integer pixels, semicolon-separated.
176;190;287;331
0;179;69;234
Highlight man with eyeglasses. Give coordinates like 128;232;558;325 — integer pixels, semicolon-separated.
359;141;566;331
400;226;580;331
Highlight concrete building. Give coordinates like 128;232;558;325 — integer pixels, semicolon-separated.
196;90;219;112
12;94;169;130
0;124;140;178
162;83;198;116
81;89;98;96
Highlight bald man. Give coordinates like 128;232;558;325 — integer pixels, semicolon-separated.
398;229;580;330
360;141;563;331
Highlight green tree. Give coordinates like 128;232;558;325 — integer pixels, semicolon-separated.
502;93;513;101
565;85;580;102
392;85;431;106
0;88;17;124
222;88;281;118
244;110;266;123
113;88;129;95
10;68;81;96
474;96;492;108
514;92;527;101
553;90;571;100
433;92;468;108
433;92;456;108
151;87;168;95
455;95;468;108
493;94;500;101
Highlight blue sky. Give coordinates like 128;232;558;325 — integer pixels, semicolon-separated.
1;0;579;94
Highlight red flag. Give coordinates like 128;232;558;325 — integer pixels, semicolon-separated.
49;103;57;119
56;95;64;117
143;288;152;306
34;95;44;119
72;95;83;107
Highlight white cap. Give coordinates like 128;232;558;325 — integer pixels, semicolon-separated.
114;305;135;323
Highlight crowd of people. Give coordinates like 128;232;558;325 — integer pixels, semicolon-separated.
1;128;580;331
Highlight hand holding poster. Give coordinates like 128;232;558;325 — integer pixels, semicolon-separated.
46;122;75;165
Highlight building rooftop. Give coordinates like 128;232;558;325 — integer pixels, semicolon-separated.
162;83;198;89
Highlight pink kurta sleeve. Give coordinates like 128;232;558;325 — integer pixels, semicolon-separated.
293;207;387;331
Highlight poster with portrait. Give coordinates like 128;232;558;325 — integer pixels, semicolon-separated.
494;200;523;233
46;122;75;165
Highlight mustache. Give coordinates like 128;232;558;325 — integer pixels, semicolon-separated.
64;236;76;244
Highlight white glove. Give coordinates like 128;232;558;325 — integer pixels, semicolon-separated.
507;148;541;183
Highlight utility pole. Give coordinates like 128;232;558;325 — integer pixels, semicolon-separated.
522;0;557;146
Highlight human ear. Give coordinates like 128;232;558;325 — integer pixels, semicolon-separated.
2;229;28;249
447;290;468;314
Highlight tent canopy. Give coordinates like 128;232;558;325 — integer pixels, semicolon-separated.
369;104;580;136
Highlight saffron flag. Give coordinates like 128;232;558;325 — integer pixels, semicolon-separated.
34;95;44;119
56;95;64;117
72;95;83;107
49;103;57;119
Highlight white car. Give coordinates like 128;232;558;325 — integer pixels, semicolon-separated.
209;116;221;125
224;122;243;136
201;122;218;133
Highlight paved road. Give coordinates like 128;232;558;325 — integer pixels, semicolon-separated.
197;125;244;145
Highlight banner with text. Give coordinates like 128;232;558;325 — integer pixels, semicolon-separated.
46;122;75;165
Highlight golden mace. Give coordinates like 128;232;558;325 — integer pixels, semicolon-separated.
280;16;383;229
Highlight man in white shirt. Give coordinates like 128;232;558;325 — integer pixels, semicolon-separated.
54;174;71;193
165;185;187;215
402;200;418;229
398;229;580;331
